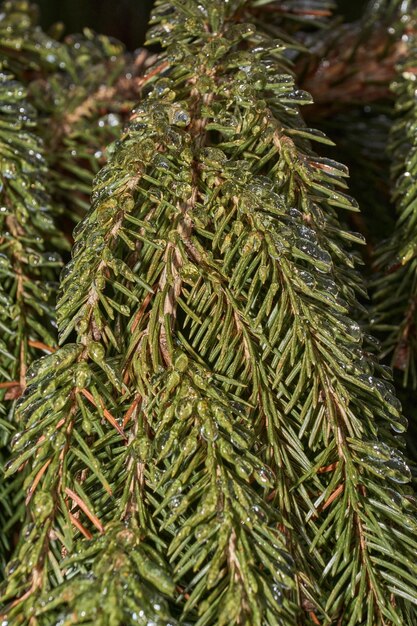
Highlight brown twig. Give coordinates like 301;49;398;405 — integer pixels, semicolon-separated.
65;486;104;534
68;512;93;540
80;388;126;438
28;339;56;353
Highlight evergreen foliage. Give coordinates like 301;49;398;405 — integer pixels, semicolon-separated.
0;0;150;576
373;41;417;388
1;1;417;625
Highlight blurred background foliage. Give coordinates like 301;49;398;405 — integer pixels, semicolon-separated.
36;0;155;49
35;0;363;49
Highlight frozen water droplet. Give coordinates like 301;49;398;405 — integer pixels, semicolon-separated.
73;363;91;388
297;269;316;289
88;341;105;362
297;225;317;243
386;454;411;484
236;461;252;480
33;491;54;522
200;422;219;442
169;495;183;509
52;432;67;449
175;399;194;420
390;413;408;433
297;239;332;273
172;109;190;127
366;442;391;463
272;583;283;605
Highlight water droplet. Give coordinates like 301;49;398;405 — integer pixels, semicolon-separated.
175;399;194;420
52;432;67;449
365;442;391;463
28;252;42;266
172;109;190;127
200;422;219;442
157;432;176;459
384;392;402;417
169;495;183;509
88;341;105;362
254;466;275;487
132;438;151;462
5;559;20;576
0;253;10;268
297;225;317;243
251;504;266;520
174;353;189;372
73;363;91;388
285;89;313;104
319;277;338;296
342;317;362;342
194;524;212;542
22;523;35;540
390;413;408;433
297;269;316;289
236;461;252;480
297;239;332;273
166;371;181;392
386;454;411;484
119;304;130;316
33;491;54;522
75;317;89;334
272;583;283;605
403;495;417;512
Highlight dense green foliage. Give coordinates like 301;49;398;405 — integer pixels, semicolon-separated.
0;0;150;576
1;1;417;625
373;49;417;386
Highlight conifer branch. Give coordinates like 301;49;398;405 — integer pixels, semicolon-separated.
0;67;63;571
1;2;417;626
372;41;417;387
0;0;154;574
298;22;410;117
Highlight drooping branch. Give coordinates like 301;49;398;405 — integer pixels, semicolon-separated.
298;22;410;117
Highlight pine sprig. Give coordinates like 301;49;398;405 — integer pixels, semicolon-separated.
372;42;417;388
0;1;155;575
33;520;178;626
0;68;64;569
27;33;152;227
2;1;417;625
0;0;149;227
0;2;143;566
